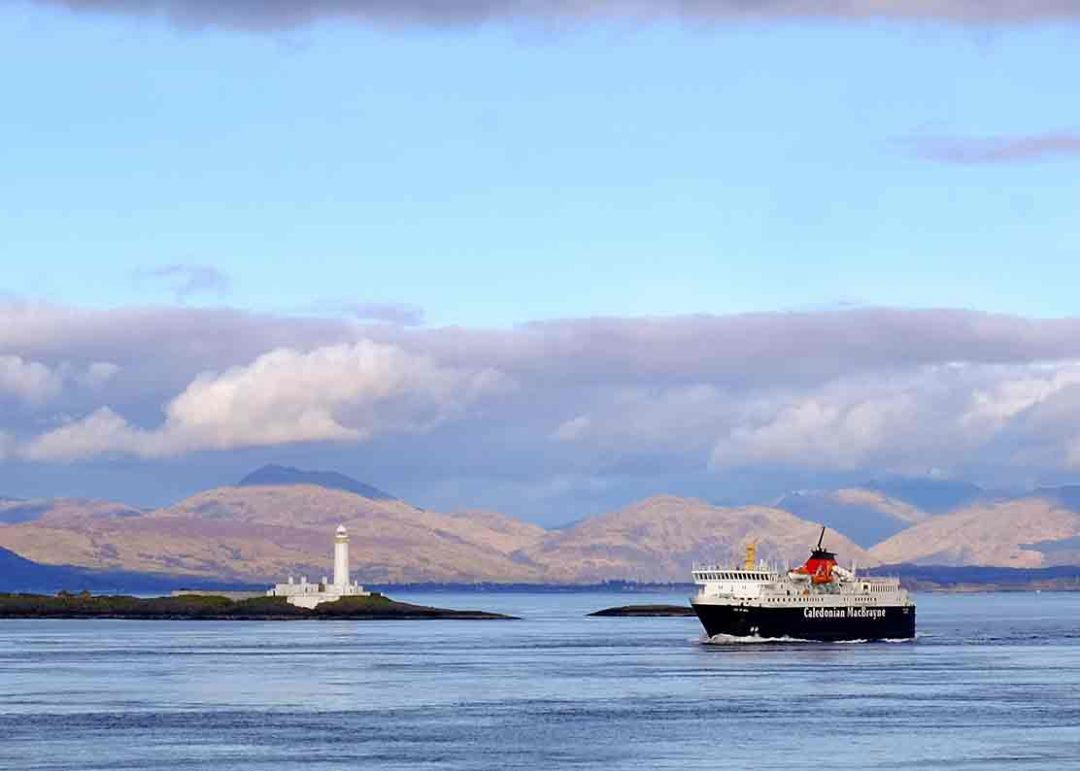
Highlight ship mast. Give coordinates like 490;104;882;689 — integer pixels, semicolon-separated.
743;540;757;570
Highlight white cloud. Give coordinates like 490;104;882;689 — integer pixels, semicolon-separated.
79;361;122;389
964;363;1080;429
0;355;62;404
552;415;592;441
711;389;921;471
710;362;1080;474
22;340;505;461
23;407;145;461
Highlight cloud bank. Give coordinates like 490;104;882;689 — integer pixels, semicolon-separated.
37;1;1080;30
4;300;1080;511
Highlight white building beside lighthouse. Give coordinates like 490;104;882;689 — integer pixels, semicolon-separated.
267;524;370;609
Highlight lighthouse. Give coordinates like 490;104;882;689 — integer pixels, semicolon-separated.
266;524;369;608
333;524;350;588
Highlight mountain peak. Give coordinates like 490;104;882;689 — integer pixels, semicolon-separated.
237;465;395;501
864;475;984;514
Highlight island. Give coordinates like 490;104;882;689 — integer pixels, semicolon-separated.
588;604;696;617
0;592;515;620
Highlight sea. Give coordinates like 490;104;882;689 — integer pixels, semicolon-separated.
1;591;1078;770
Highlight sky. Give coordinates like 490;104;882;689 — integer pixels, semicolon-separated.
1;1;1079;523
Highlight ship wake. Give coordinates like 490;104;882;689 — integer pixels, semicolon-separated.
701;634;916;645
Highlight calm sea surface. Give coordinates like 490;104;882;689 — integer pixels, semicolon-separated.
1;591;1078;770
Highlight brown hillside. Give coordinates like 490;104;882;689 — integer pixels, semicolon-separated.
0;485;548;584
869;499;1080;567
525;495;873;582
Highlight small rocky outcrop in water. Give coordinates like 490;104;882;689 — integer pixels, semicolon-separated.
588;604;696;617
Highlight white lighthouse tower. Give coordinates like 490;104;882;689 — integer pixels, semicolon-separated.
333;524;350;589
267;524;369;608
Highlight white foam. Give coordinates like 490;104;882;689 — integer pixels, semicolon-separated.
700;633;916;645
701;633;812;645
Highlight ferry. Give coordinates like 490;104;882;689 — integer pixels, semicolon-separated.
691;528;915;641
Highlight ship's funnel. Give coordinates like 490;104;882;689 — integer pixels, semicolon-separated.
794;526;837;584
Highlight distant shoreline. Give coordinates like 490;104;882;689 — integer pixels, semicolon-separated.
4;567;1079;597
0;593;516;621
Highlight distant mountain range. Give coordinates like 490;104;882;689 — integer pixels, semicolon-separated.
776;488;929;547
863;476;986;513
1;497;143;525
238;464;396;500
1;468;1078;588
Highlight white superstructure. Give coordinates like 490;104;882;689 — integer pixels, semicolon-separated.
267;524;369;609
690;564;910;610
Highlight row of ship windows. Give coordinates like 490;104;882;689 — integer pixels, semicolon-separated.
701;572;760;581
760;597;881;603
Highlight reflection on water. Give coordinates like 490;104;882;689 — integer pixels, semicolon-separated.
1;592;1078;769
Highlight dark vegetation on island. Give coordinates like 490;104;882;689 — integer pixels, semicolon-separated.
0;592;515;620
589;604;696;617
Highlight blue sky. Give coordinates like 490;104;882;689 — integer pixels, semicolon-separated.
2;5;1078;326
1;3;1079;519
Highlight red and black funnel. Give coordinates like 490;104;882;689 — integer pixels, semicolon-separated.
794;526;837;584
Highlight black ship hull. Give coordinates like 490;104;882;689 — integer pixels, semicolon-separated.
692;601;915;642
